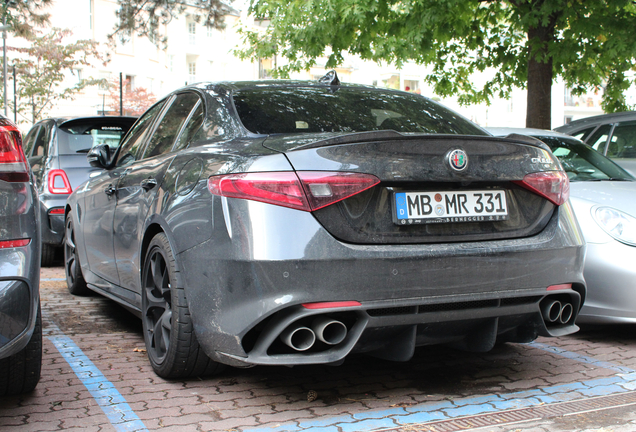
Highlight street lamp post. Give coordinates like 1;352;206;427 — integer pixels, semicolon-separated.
1;20;11;117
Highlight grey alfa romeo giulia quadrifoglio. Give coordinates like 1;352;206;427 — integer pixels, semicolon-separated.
64;75;586;378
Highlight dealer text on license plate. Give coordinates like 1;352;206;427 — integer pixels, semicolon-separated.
394;190;508;224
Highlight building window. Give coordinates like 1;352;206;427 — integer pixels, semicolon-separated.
188;62;197;83
259;57;275;79
188;22;196;45
168;55;175;73
207;25;213;38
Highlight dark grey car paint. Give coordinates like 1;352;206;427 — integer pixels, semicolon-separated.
66;82;586;368
0;145;40;360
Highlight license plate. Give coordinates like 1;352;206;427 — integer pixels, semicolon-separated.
393;190;508;224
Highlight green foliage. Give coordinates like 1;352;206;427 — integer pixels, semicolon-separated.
110;0;232;48
5;28;105;124
238;0;636;116
1;0;51;37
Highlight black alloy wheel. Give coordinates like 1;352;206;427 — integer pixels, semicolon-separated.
141;233;222;378
64;214;88;296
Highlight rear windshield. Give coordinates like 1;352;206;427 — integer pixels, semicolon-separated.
232;86;487;136
57;118;135;154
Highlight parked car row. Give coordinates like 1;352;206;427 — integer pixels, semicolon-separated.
3;73;633;391
23;116;136;266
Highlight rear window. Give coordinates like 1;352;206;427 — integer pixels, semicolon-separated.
232;86;487;136
57;118;135;154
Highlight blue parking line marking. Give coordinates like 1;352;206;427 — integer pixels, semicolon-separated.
41;277;66;281
46;325;148;432
529;341;636;374
244;343;636;432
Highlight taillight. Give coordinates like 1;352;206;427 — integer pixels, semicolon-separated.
0;121;29;183
48;169;72;194
48;207;65;215
0;239;30;249
207;171;380;211
514;171;569;206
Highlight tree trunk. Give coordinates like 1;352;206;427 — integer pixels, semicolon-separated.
526;26;554;130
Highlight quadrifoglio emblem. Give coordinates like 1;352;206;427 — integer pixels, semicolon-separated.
448;149;468;171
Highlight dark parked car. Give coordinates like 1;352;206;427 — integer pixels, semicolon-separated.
65;75;586;378
555;111;636;175
22;116;136;266
0;114;42;396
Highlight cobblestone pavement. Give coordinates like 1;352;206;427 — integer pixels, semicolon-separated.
2;266;636;431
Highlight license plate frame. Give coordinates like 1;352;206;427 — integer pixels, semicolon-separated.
393;190;509;225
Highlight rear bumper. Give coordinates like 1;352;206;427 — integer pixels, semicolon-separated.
178;199;586;367
39;195;67;246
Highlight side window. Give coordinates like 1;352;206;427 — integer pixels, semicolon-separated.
31;124;51;158
607;121;636;158
115;101;167;167
572;126;596;142
143;92;201;158
173;101;203;151
23;126;40;157
586;124;612;153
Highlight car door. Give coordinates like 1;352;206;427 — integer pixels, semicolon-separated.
113;92;203;294
82;101;167;288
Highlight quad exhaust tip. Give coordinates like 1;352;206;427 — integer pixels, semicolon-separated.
280;326;316;351
280;317;348;351
312;316;347;345
542;299;574;325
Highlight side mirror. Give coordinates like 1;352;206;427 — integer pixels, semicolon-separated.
87;144;111;168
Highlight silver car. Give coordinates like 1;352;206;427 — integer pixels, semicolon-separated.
488;128;636;324
0;114;42;395
22;116;136;266
555;111;636;175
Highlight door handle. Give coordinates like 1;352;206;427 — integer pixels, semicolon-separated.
104;184;116;195
140;178;158;191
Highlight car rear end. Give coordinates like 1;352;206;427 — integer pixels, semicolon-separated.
179;84;586;367
40;117;136;257
0;115;41;394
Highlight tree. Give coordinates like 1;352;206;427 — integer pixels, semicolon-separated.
9;28;105;124
110;0;233;48
1;0;51;37
105;76;157;116
237;0;636;129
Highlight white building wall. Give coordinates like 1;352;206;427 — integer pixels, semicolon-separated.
4;0;628;130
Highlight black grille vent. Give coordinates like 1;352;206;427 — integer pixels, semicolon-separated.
366;297;540;318
418;300;498;313
501;296;541;306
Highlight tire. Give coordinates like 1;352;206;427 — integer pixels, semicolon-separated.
141;233;223;378
41;243;56;267
0;305;42;396
64;213;89;296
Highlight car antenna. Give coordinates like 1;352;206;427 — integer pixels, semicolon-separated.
319;70;340;91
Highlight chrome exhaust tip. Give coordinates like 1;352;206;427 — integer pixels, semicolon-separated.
542;300;562;323
312;316;347;345
559;303;574;324
280;326;316;351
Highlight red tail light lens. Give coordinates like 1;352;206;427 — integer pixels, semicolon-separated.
0;122;29;183
514;171;569;206
48;169;73;194
207;171;380;211
0;239;30;249
296;172;380;210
